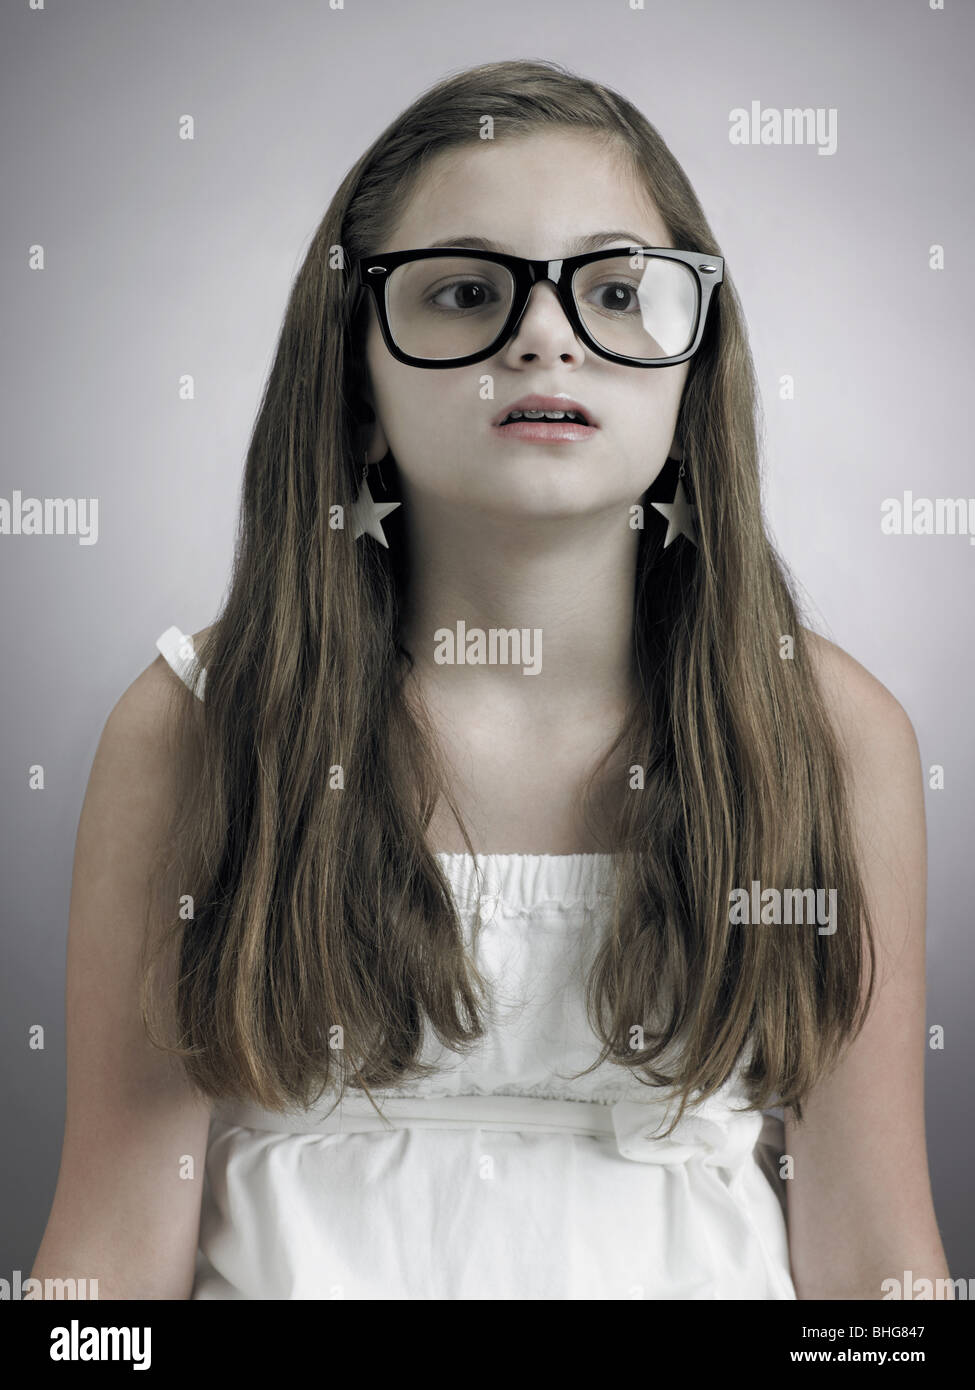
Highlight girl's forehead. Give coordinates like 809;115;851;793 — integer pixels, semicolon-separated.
387;133;668;250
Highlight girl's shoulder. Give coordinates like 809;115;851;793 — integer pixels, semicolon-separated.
103;624;217;740
801;625;919;776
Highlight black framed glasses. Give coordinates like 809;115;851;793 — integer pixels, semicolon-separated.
355;246;724;369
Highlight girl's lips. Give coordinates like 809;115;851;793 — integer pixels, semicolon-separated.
491;419;598;443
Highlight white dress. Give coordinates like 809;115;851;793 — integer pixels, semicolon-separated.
156;626;797;1301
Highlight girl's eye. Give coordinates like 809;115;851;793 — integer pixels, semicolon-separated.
429;280;498;311
586;281;640;313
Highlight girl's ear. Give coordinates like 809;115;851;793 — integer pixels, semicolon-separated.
353;397;389;465
366;422;390;467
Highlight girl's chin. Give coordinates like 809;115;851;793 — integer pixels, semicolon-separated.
425;484;625;521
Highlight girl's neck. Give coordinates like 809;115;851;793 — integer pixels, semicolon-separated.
397;495;643;715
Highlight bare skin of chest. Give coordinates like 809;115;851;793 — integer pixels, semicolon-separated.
414;684;628;856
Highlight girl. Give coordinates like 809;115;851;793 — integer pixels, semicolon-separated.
33;59;950;1300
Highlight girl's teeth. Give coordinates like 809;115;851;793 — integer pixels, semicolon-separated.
508;409;580;422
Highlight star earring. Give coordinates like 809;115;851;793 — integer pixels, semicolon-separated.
651;449;698;549
351;453;401;548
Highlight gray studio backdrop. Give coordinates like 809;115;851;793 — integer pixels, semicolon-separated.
2;0;972;1286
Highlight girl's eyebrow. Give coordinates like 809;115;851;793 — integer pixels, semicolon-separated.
425;230;653;253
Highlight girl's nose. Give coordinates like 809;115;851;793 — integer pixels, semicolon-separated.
503;281;584;363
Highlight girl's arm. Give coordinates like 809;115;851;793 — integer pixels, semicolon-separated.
785;635;951;1300
30;658;213;1300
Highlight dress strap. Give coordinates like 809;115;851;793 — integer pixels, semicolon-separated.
155;625;206;701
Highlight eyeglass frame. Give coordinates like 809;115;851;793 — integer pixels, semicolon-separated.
354;245;724;370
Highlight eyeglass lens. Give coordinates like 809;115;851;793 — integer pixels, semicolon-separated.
383;253;700;362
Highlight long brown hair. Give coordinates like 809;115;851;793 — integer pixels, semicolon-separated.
143;59;875;1130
